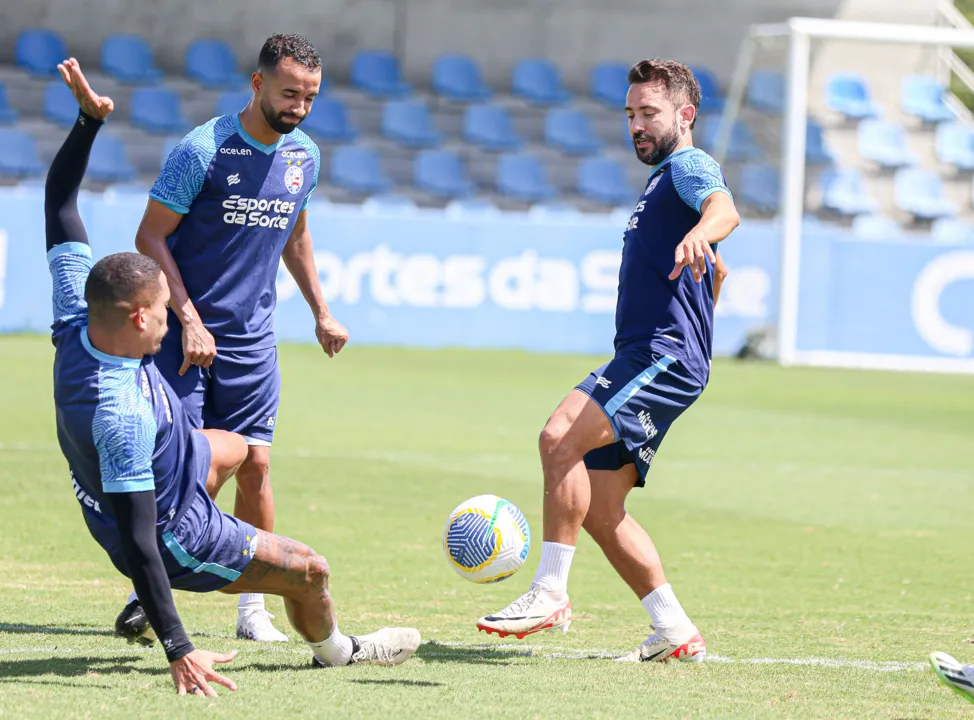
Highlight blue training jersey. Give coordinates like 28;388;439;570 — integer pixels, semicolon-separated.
49;243;210;554
150;113;320;351
615;146;732;384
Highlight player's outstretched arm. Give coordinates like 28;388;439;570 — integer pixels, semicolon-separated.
670;186;740;283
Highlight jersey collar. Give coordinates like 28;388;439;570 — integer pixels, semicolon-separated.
233;113;285;155
81;326;142;369
649;146;694;177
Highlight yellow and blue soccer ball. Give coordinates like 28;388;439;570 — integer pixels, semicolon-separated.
442;494;531;584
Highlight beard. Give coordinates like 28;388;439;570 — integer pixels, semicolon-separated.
261;97;303;134
633;120;681;166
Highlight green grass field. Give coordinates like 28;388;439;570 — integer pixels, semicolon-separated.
2;334;974;718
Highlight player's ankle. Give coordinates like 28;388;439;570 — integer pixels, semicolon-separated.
238;593;266;614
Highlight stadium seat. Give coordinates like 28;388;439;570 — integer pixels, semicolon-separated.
87;134;137;184
495;153;557;202
825;73;881;120
330;145;393;194
351;50;411;98
431;54;491;102
747;70;784;114
15;29;66;77
131;88;190;134
935;122;974;171
820;169;879;216
463;104;523;151
690;66;724;113
931;218;974;244
0;84;18;125
901;75;955;123
302;96;359;143
806;120;836;165
159;136;181;168
894;168;957;220
444;197;500;217
857;120;917;169
577;157;634;205
101;34;162;85
186;39;245;89
382;99;442;148
414;149;474;198
590;62;630;108
696;116;761;160
544;108;603;156
528;202;584;221
851;213;905;240
215;90;251;118
738;163;779;214
44;81;81;127
511;59;571;106
0;129;44;178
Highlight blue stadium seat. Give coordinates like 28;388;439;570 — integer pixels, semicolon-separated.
87;134;137;183
690;66;724;113
806;120;835;165
159;136;181;169
131;88;190;134
0;84;18;125
544;108;603;156
895;168;957;220
739;163;779;214
44;81;80;127
851;213;905;240
820;169;879;216
901;75;955;123
577;157;634;205
444;197;500;217
590;62;629;108
382;99;442;148
432;54;491;102
857;120;917;169
931;218;974;244
935;122;974;170
215;90;251;118
495;153;557;202
463;104;523;151
826;73;881;120
330;145;393;194
511;59;571;106
747;70;784;114
351;50;411;98
414;149;474;198
302;96;358;143
186;39;245;89
15;29;66;77
0;129;44;177
101;34;162;85
696;116;761;160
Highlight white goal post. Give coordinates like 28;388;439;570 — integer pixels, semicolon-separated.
715;17;974;374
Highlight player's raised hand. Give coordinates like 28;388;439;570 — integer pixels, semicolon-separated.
57;58;114;121
669;229;717;283
170;648;238;697
315;313;349;358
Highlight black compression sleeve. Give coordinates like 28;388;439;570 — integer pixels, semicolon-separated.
103;490;195;663
44;110;103;251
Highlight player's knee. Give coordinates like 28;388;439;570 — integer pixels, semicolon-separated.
538;419;568;458
582;506;624;544
306;553;331;590
237;452;271;492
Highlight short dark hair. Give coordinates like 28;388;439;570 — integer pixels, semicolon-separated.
85;252;162;327
627;59;701;128
258;33;321;73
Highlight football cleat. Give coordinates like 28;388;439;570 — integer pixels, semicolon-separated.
311;628;422;667
236;609;290;642
930;651;974;705
114;600;156;647
614;627;707;663
477;584;572;639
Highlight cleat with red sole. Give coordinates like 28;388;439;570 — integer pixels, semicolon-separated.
476;585;572;639
615;628;707;663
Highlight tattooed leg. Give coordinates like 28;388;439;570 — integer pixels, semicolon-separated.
220;530;336;643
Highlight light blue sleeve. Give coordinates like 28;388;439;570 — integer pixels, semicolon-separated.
48;243;93;323
93;367;157;494
149;131;208;215
294;131;321;212
670;150;733;213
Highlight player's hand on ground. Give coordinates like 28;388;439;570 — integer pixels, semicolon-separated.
669;229;717;283
171;648;238;697
315;314;349;358
56;58;114;121
180;320;217;375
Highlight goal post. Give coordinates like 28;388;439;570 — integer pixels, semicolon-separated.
716;17;974;374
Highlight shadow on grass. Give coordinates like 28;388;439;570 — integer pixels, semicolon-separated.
349;678;445;688
0;622;113;637
416;641;529;665
0;655;167;681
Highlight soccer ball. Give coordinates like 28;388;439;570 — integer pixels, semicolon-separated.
442;495;531;584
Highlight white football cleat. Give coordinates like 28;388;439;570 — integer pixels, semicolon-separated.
614;627;707;663
312;628;422;667
930;651;974;705
477;584;572;639
236;609;290;643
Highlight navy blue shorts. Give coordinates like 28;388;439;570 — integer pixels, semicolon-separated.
155;331;281;446
575;351;703;487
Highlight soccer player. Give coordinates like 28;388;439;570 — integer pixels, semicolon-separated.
48;58;419;695
477;59;740;663
125;34;347;642
930;652;974;705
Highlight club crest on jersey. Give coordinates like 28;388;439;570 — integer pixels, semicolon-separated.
643;174;662;196
284;164;304;194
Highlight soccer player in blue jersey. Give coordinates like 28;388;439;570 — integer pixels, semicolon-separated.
128;34;347;642
478;59;739;663
48;59;419;695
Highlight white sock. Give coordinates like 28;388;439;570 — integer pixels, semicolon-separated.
641;583;695;640
531;541;575;593
127;590;138;605
308;628;353;666
238;593;265;613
